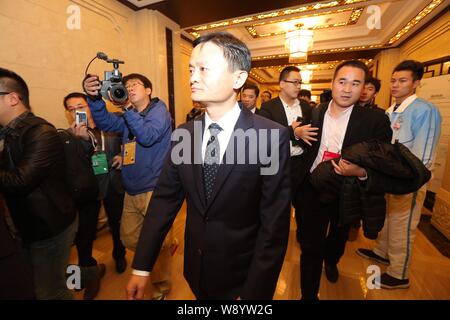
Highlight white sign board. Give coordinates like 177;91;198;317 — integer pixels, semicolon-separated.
416;74;450;193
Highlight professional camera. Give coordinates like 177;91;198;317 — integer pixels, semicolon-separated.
86;52;128;104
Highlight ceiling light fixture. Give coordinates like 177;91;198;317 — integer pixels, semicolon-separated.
300;69;313;83
285;24;314;63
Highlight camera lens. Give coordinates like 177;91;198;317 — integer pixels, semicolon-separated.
109;84;128;103
113;88;126;99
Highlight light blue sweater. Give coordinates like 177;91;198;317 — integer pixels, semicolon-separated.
386;95;441;168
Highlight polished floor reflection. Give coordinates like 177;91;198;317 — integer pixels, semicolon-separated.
69;203;450;300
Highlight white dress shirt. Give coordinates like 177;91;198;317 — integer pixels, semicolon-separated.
279;97;303;157
311;101;354;172
202;103;241;163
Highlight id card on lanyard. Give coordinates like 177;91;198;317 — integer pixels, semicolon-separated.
123;140;136;166
91;131;109;175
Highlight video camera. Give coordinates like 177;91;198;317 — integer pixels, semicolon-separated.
86;52;128;104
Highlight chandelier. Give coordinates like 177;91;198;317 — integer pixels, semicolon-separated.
300;69;313;84
285;24;314;63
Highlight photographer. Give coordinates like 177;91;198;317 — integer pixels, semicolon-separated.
63;92;127;299
83;73;173;299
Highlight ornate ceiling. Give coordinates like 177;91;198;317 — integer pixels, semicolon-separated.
118;0;448;95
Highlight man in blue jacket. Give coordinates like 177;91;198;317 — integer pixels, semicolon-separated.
83;73;173;299
357;60;441;289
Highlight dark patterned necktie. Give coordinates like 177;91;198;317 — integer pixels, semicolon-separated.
203;123;222;201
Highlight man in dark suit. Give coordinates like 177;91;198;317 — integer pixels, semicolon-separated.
126;32;291;300
240;82;260;114
259;66;317;241
293;60;392;299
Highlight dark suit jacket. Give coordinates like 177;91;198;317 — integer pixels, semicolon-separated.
297;102;393;191
133;107;291;300
259;97;312;148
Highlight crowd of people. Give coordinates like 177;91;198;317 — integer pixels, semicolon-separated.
0;31;441;300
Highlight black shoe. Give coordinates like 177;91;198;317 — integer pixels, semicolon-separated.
356;248;390;266
83;264;106;300
324;263;339;283
115;257;127;274
380;273;410;289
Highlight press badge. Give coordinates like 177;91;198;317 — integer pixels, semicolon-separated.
322;150;340;162
123;141;136;166
92;152;109;175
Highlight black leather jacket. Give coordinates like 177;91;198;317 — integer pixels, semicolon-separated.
0;113;76;244
310;141;431;239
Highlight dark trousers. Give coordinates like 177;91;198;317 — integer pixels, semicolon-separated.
290;155;305;243
296;179;350;300
103;186;125;261
75;187;125;267
76;200;101;267
0;218;34;299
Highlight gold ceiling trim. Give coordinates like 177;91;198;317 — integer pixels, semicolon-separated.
251;59;373;83
185;0;369;38
252;45;382;61
245;7;364;39
387;0;444;45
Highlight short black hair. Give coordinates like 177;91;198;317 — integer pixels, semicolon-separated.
193;32;252;72
241;82;260;97
365;76;381;92
262;90;272;99
333;60;369;82
393;60;424;81
123;73;153;90
0;67;30;109
63;92;87;109
320;89;332;103
279;66;300;83
299;89;311;99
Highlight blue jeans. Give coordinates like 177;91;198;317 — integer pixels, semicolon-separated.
24;217;77;300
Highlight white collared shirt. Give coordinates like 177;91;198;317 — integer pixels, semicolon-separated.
311;101;354;172
279;97;303;157
202;102;241;163
386;94;417;115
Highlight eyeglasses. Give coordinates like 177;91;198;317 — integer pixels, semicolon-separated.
125;82;144;91
283;80;302;86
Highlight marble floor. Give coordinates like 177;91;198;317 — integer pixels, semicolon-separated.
69;203;450;300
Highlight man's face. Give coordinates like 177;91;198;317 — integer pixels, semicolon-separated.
331;66;365;108
125;78;151;105
241;89;257;110
299;95;310;102
279;71;302;100
390;70;419;102
189;42;246;104
360;83;377;104
261;92;271;103
65;97;93;125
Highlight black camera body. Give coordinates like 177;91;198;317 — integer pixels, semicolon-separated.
100;61;128;104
